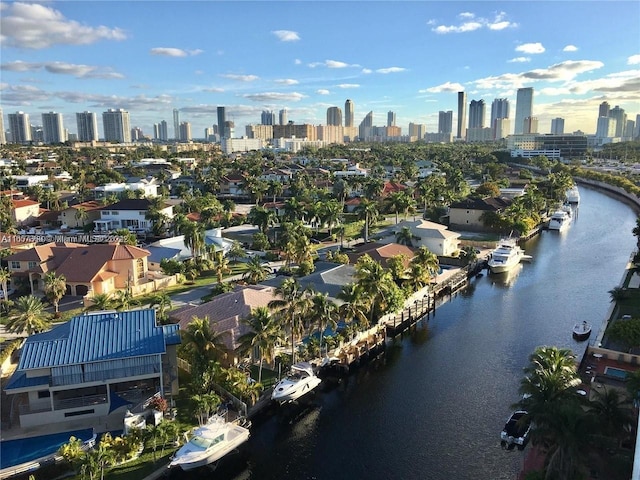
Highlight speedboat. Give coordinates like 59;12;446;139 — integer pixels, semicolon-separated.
500;410;531;450
572;321;592;341
487;238;526;274
548;209;571;231
566;185;580;204
271;362;322;403
169;414;250;471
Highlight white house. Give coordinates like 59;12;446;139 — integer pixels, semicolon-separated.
146;228;234;270
93;179;159;199
94;198;173;233
379;219;461;257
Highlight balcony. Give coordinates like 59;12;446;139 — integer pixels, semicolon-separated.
53;394;107;411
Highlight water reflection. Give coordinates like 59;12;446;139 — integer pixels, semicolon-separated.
489;263;524;288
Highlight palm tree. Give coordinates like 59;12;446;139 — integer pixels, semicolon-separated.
307;292;339;355
247;205;276;239
269;278;311;364
412;246;440;280
181;315;228;380
86;293;114;311
243;256;271;285
588;386;633;441
149;292;171;324
237;306;284;382
354;254;405;323
337;283;371;331
355;198;379;243
7;295;51;335
43;271;67;314
385;191;410;224
633;216;640;248
396;226;418;247
0;267;11;305
212;250;231;284
113;286;139;311
183;222;205;259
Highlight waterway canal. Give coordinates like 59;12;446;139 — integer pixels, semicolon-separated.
173;186;638;480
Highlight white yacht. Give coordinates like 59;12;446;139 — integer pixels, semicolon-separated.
548;209;571;232
566;186;580;204
271;362;322;404
169;414;250;471
487;238;526;274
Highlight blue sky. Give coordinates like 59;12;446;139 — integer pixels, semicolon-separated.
1;1;639;139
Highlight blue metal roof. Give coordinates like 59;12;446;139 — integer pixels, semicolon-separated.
17;309;179;371
4;371;49;390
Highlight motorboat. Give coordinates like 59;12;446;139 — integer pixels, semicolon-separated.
566;185;580;204
500;410;531;450
487;238;526;274
572;321;592;341
169;414;250;471
548;209;571;232
271;362;322;404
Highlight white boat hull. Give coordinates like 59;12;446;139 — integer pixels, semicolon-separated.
272;376;322;403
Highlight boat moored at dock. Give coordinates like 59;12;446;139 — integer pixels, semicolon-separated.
487;238;526;274
548;209;572;232
271;362;322;404
572;321;592;341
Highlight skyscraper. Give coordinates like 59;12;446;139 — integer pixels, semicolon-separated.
345;99;354;128
468;100;486;129
598;101;610;118
261;110;275;125
217;107;227;138
76;111;99;142
179;122;192;142
8;111;31;144
102;108;131;143
173;108;180;141
596;116;616;138
42;112;65;144
359;111;373;140
514;87;534;134
609;105;626;137
0;109;5;145
438;111;453;134
387;111;396;127
327;107;343;126
490;98;510;125
158;120;168;141
279;109;288;126
523;116;538;134
457;92;467;139
550;118;565;135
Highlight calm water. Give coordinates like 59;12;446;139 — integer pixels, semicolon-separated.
174;186;638;480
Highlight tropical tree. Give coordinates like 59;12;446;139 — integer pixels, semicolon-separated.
181;315;228;380
354;254;406;323
412;246;440;280
337;283;371;331
247;206;276;239
86;293;114;312
307;292;339;355
43;271;67;314
183;221;206;259
588;386;633;442
237;306;284;382
396;226;418;247
149;292;171;324
113;287;139;311
7;295;51;335
355;198;379;243
228;241;246;262
242;256;271;285
0;267;11;306
212;250;231;285
268;278;311;364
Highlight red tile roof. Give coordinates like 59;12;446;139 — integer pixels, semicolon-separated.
12;199;40;209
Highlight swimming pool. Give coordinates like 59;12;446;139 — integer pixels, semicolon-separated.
604;366;630;380
0;428;94;469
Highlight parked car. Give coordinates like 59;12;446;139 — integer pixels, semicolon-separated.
500;411;531;450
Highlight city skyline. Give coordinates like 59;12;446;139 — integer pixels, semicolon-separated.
1;1;639;139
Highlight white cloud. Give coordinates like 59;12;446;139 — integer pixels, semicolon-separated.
336;84;360;89
308;60;360;69
508;57;531;63
0;2;126;49
376;67;407;74
294;59;302;65
220;74;259;82
272;30;300;42
515;42;545;54
539;87;572;96
362;68;373;74
316;89;330;95
243;92;306;102
420;81;465;93
567;69;640;94
563;45;578;52
275;79;299;85
202;87;224;93
432;11;517;34
150;47;203;57
628;54;640;65
1;60;124;79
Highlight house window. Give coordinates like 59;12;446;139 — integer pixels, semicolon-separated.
136;258;145;279
139;211;146;216
28;261;37;269
10;261;20;269
111;211;119;215
37;390;51;399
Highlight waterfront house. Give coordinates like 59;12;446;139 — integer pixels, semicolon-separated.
377;219;461;257
5;242;151;296
93;198;173;234
146;228;234;270
3;309;180;429
56;201;103;229
11;198;41;226
346;242;416;268
448;197;512;232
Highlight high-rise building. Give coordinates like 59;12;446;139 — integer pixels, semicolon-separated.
0;108;5;145
359;111;374;140
102;108;131;143
131;127;144;141
598;101;610;118
387;111;396;127
490;98;510;126
345;99;354;128
468;100;486;129
173;108;180;141
609;106;626;138
217;107;227;138
76;111;99;142
179;122;192;142
408;123;426;140
514;87;534;134
42;112;65;144
8;111;31;144
550;118;565;135
625;120;635;140
438;111;453;134
327;107;343;126
523;116;538;134
596;116;616;138
494;118;511;140
279;109;288;126
261;110;275;125
155;120;168;141
636;115;640;139
457;92;467;139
